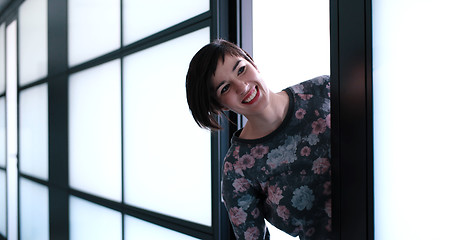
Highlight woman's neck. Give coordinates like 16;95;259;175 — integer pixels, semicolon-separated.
239;90;289;140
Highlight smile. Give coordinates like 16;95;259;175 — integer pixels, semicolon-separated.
242;87;259;104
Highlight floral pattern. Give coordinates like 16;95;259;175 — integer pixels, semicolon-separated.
222;76;331;240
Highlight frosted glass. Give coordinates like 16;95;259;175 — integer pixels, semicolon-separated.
252;0;330;92
70;196;122;240
0;170;6;236
19;84;48;180
68;0;120;66
125;215;199;240
19;0;48;85
69;60;122;201
122;0;209;45
0;24;5;94
123;28;211;226
373;1;455;240
19;178;49;240
0;98;5;167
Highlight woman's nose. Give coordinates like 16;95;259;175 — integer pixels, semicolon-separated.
233;80;248;94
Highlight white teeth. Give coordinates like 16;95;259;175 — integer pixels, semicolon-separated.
243;87;257;103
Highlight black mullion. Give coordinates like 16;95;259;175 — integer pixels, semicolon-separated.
211;0;237;239
15;14;20;240
48;0;69;239
329;0;340;238
0;0;23;25
364;0;374;239
330;0;373;239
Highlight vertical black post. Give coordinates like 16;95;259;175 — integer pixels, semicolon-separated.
330;0;373;239
211;0;237;239
47;0;69;239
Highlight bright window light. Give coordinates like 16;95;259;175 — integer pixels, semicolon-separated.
373;1;455;239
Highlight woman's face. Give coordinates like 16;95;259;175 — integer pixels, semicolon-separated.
212;54;270;116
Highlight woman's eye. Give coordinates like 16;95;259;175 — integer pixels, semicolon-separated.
221;84;230;94
238;66;245;75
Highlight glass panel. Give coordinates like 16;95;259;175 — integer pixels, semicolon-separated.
0;170;6;236
252;0;330;92
19;84;48;180
6;20;18;240
125;215;199;240
123;27;211;226
69;60;121;201
373;1;455;239
69;196;122;240
122;0;209;45
0;23;5;94
68;0;120;66
19;178;49;240
0;98;5;168
19;0;48;85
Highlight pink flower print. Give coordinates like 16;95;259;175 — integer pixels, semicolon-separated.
234;154;255;175
277;205;290;221
251;145;269;159
295;108;306;119
229;207;247;226
326;114;331;129
312;118;327;135
312;158;330;175
244;227;260;240
298;93;313;100
223;161;233;175
325;199;332;217
233;146;240;159
239;154;255;168
323;181;331;195
300;146;311;157
251;208;260;218
314;110;320;116
233;178;250;193
267;185;284;205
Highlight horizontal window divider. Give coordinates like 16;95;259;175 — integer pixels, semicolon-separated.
18;173;48;186
0;166;5;171
69;188;213;240
17;78;48;91
0;93;5;98
68;12;211;75
124;204;213;240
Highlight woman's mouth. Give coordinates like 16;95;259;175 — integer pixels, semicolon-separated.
242;86;259;104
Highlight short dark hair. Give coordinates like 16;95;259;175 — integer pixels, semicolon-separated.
186;39;256;131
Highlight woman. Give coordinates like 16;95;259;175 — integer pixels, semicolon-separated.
186;39;331;240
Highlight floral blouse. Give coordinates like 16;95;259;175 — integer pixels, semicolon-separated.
222;76;332;240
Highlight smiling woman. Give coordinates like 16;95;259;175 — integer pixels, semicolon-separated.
186;39;332;240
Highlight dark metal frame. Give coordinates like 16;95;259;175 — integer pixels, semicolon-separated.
1;0;236;239
1;0;377;239
330;0;374;239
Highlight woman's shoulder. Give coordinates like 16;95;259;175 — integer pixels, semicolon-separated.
287;75;330;94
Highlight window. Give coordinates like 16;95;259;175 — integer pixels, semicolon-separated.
373;0;455;239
